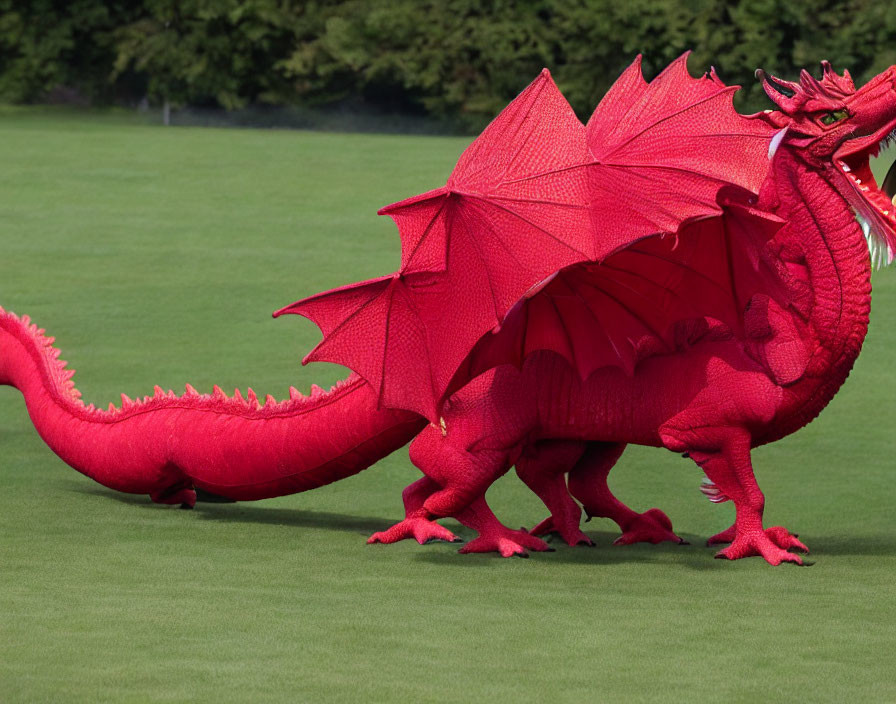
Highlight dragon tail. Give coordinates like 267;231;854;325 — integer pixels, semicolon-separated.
0;307;425;506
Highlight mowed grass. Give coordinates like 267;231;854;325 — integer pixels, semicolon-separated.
0;108;894;703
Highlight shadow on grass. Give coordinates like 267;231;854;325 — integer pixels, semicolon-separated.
73;483;395;536
410;530;727;570
72;483;896;562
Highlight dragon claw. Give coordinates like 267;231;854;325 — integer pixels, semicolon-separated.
367;517;458;545
765;525;810;553
713;526;808;565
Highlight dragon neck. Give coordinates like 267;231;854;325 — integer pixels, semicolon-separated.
769;150;872;382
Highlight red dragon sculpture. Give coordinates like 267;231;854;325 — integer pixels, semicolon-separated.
2;55;894;565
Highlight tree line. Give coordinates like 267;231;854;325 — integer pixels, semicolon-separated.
2;0;894;130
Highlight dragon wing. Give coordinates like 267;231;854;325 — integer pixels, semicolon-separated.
278;55;779;422
449;202;791;394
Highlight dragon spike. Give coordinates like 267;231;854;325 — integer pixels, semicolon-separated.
246;388;260;409
757;62;856;114
821;60;855;92
799;69;823;95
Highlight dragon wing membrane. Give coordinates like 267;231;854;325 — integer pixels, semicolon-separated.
452;203;789;389
586;54;775;254
278;55;781;422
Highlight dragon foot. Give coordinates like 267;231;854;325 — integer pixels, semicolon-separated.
459;528;554;558
614;508;684;545
529;516;594;546
714;526;809;565
367;517;460;545
150;483;197;509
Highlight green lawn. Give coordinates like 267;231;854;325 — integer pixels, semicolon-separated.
1;109;894;703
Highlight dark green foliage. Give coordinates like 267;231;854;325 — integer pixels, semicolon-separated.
0;0;894;126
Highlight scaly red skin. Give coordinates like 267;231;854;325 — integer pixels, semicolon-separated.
0;311;425;504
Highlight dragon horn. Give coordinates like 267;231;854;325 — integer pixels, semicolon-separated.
756;68;801;114
800;68;823;94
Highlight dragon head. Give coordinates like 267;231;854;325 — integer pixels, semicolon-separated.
758;62;896;266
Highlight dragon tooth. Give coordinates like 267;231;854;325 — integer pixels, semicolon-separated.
212;385;226;400
233;388;245;404
167;390;176;400
184;383;199;397
121;393;133;407
289;386;303;400
21;315;30;326
265;394;277;408
108;402;117;413
154;385;165;398
310;384;324;398
86;403;96;413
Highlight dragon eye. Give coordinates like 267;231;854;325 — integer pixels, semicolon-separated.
820;109;849;125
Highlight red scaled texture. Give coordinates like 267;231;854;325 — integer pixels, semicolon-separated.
3;54;894;565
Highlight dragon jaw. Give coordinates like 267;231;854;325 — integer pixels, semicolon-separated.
834;126;896;269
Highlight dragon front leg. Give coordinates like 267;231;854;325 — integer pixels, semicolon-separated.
689;429;808;565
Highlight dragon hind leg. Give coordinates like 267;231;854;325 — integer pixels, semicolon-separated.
371;425;551;557
568;442;684;545
515;440;594;546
